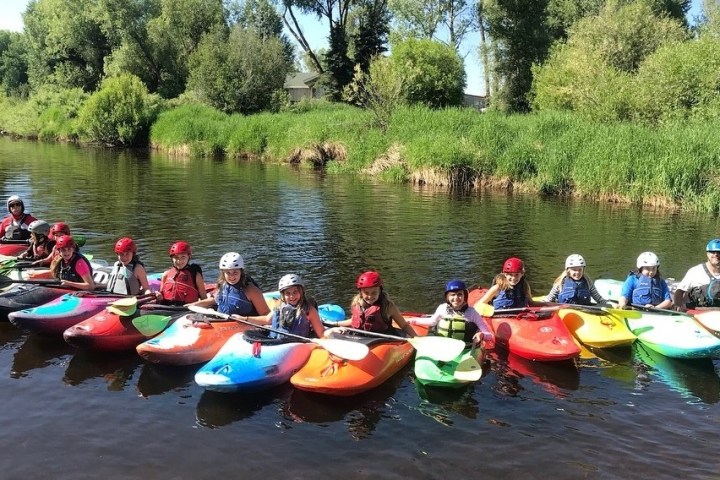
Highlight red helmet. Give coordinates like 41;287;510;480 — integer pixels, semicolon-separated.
56;235;76;249
50;222;70;240
356;271;383;289
503;257;524;273
114;237;137;254
169;241;192;256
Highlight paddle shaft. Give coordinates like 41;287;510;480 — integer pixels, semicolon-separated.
334;326;409;342
630;304;690;317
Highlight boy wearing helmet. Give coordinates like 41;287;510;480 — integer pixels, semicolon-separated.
189;252;269;320
618;252;672;309
0;195;37;241
544;254;608;305
17;220;55;265
673;239;720;310
253;274;325;339
106;237;151;295
410;279;494;358
337;271;416;337
157;241;207;305
478;257;538;311
50;235;95;291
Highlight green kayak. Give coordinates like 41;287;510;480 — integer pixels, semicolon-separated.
414;348;483;388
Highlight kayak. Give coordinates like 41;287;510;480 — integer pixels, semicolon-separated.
135;313;250;365
557;307;636;349
63;306;186;351
194;329;316;392
135;292;278;366
689;309;720;337
0;284;76;320
593;278;624;302
625;310;720;359
0;242;29;257
414;347;483;388
482;307;580;361
290;333;415;396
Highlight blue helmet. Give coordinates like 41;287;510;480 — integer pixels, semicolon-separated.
445;279;467;295
707;239;720;252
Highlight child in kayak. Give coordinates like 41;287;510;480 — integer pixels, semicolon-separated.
618;252;672;309
477;257;537;311
544;254;608;305
0;195;37;240
106;237;152;295
335;270;416;337
409;279;494;358
155;241;207;305
254;274;325;338
17;220;55;266
189;252;269;319
50;235;95;290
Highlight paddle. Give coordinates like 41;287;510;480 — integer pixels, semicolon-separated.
132;314;174;336
187;305;370;361
140;303;190;312
630;304;689;317
0;274;64;289
330;326;466;362
478;302;642;319
453;346;483;382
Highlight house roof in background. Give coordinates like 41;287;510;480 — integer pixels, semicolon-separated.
284;71;321;89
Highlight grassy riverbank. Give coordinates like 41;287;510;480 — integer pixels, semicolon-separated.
150;102;720;213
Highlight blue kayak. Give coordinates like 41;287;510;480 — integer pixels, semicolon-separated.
195;329;315;392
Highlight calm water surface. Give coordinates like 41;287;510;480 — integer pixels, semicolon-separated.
0;137;719;479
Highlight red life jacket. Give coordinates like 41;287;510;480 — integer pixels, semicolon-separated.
351;304;391;332
160;266;200;304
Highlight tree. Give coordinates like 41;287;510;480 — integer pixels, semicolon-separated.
187;26;290;114
352;0;390;73
322;22;354;100
343;57;406;131
0;31;29;97
238;0;295;66
389;0;477;50
389;38;465;108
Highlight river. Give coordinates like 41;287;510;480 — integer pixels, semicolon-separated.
0;136;718;479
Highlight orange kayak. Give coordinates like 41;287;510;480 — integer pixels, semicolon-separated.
290;324;426;396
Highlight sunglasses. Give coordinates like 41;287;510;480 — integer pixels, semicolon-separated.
8;203;21;208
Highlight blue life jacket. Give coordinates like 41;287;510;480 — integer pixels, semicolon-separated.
493;286;528;310
631;274;663;306
557;277;592;305
270;301;311;338
215;282;257;316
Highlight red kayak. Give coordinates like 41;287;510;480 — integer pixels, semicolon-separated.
0;242;29;257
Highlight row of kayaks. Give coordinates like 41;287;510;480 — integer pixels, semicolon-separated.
3;271;720;396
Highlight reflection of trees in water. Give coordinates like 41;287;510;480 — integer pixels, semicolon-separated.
62;350;142;391
413;382;480;427
195;385;293;429
0;323;24;352
10;333;74;378
489;351;580;399
136;363;199;398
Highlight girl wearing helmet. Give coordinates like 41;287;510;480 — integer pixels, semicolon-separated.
410;279;495;358
17;220;55;266
338;271;416;337
157;241;207;305
0;195;37;241
544;254;607;305
50;235;95;291
478;257;539;311
189;252;269;320
105;237;151;295
618;252;672;309
49;222;71;241
674;239;720;310
253;274;325;339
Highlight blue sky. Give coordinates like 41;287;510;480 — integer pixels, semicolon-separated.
0;0;706;95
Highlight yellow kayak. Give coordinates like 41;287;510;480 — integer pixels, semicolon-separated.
557;308;636;349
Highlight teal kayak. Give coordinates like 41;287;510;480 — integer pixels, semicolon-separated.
626;310;720;359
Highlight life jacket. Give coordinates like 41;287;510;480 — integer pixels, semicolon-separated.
23;238;54;261
270;301;311;338
631;273;663;306
688;264;720;307
351;303;392;332
4;214;31;240
160;266;200;305
557;276;592;305
58;253;93;283
106;259;143;295
492;286;528;310
215;282;257;316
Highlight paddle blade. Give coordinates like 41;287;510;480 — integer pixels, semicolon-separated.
110;297;139;308
316;338;369;361
132;314;173;336
410;336;466;362
453;355;483;382
107;304;137;316
477;303;494;317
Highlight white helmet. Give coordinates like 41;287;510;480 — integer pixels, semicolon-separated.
565;254;586;268
278;274;304;292
219;252;244;270
28;220;50;236
6;195;23;213
636;252;660;269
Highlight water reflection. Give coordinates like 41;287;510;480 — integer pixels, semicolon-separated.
195;385;292;429
0;323;24;351
62;350;142;391
135;363;199;398
633;343;720;404
10;333;74;378
491;351;580;398
414;382;480;426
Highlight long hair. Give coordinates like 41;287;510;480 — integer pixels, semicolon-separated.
352;290;394;319
494;273;531;298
